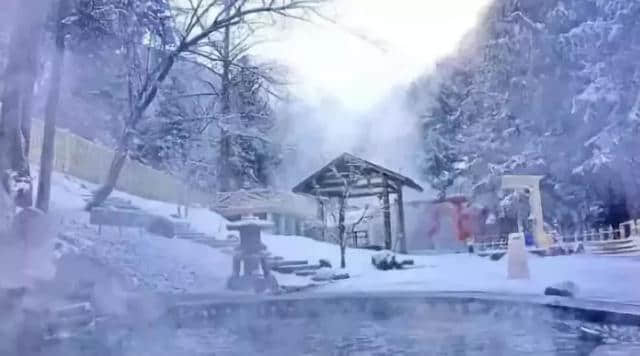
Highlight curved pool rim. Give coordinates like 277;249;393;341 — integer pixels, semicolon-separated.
166;290;640;326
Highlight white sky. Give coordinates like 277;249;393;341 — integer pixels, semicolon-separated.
257;0;491;111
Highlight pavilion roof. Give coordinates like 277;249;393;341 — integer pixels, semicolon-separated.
292;153;423;198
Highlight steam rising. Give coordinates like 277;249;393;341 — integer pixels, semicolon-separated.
259;0;491;190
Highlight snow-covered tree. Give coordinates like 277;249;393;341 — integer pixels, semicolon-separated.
84;0;323;209
409;0;640;229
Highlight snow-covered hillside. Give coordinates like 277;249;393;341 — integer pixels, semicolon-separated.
409;0;640;228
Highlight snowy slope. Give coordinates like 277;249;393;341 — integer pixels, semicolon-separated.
42;170;233;294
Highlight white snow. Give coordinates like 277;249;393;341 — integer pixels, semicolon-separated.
31;170;640;305
32;170;234;294
263;234;640;304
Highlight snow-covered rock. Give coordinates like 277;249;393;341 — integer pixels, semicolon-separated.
545;281;580;298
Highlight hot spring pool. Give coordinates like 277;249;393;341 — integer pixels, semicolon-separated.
34;293;640;355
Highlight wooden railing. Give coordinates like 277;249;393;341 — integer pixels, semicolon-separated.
473;219;640;255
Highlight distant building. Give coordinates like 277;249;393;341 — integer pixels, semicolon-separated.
212;190;319;236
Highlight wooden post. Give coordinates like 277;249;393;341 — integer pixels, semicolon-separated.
338;196;346;268
396;186;407;253
319;200;326;241
382;176;392;250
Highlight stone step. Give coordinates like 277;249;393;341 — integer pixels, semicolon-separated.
270;260;308;268
295;271;317;277
311;272;350;282
202;239;239;248
175;232;207;239
272;264;321;274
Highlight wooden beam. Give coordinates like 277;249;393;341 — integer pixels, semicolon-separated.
311;182;396;192
310;187;393;198
396;187;407;253
319;177;386;186
382;176;392;250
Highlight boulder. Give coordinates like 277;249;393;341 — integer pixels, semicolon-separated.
490;252;505;261
371;252;412;271
578;326;605;343
318;259;332;268
146;216;176;238
145;216;189;238
544;281;579;298
332;273;350;280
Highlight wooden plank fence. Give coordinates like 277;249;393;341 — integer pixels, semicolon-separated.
28;120;214;206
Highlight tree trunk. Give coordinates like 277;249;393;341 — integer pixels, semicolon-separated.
396;187;407;253
85;146;127;210
0;1;44;209
0;177;15;235
36;0;69;212
382;176;392;250
218;1;234;192
86;44;178;208
338;197;346;268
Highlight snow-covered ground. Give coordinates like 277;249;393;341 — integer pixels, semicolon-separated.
264;234;640;304
31;171;640;305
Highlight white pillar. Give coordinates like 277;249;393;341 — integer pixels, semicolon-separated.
528;187;547;247
507;232;530;279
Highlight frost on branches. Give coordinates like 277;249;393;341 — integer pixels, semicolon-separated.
409;0;640;229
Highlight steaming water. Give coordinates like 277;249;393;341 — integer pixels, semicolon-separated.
38;298;640;356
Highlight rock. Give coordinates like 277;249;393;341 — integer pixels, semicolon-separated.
145;216;177;238
311;269;336;282
371;252;412;270
272;264;321;274
544;287;572;297
544;281;579;298
579;326;605;343
318;259;332;268
332;273;350;280
295;271;316;277
371;252;393;270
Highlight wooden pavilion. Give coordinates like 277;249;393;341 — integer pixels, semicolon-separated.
292;153;423;252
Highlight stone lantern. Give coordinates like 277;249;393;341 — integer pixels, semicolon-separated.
226;214;278;293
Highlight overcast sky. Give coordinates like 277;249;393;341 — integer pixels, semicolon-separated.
258;0;491;111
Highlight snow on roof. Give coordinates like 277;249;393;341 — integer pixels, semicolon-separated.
212;189;318;219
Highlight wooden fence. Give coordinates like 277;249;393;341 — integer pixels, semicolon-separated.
28;120;214;206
